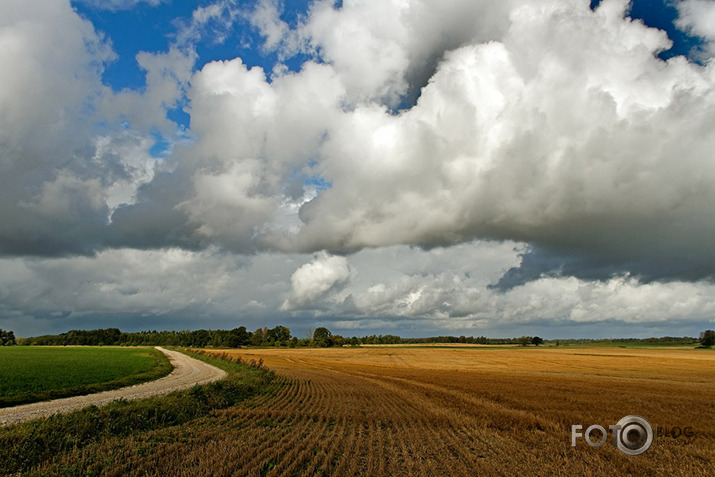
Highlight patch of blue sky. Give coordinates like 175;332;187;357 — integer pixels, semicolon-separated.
278;0;314;27
288;164;333;195
629;0;704;60
304;175;332;191
72;0;194;92
166;106;191;131
72;1;316;93
591;0;704;60
148;130;173;157
72;1;318;131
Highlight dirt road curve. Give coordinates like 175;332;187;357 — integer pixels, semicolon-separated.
0;347;227;427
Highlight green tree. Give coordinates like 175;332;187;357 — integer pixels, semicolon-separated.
227;327;249;347
251;328;265;346
699;330;715;348
0;329;16;346
266;325;291;344
191;329;210;347
313;327;333;347
531;336;544;346
518;336;532;347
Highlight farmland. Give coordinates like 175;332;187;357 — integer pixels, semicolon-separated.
16;345;713;476
0;346;172;407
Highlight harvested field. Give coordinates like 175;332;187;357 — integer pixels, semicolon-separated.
35;346;715;476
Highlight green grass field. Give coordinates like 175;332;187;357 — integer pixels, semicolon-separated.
0;347;172;408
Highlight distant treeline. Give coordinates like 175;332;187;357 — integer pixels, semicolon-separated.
546;336;698;346
15;327;698;348
21;327;382;348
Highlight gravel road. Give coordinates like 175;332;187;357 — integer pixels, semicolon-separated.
0;347;227;427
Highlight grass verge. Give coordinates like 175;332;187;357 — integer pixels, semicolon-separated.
0;349;275;475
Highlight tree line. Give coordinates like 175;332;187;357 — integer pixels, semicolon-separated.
8;327;714;348
19;326;334;348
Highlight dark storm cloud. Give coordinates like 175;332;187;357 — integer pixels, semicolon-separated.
490;246;715;292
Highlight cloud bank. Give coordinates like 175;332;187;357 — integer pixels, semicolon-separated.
1;242;713;337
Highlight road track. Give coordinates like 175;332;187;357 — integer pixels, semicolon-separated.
0;347;227;427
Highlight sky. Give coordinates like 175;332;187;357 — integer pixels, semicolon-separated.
1;0;715;339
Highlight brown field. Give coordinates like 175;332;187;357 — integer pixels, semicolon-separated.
43;346;714;476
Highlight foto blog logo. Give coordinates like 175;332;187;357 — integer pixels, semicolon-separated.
571;415;653;456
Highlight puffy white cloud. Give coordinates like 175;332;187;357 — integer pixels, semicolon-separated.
282;252;352;310
677;0;715;57
101;47;196;135
173;56;344;250
273;0;516;106
93;133;164;216
274;0;715;283
250;0;289;51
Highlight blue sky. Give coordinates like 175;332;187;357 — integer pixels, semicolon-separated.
1;0;715;338
73;0;315;129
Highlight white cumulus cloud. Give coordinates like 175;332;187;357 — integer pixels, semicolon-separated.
282;252;353;310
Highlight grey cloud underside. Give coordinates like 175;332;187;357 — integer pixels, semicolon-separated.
490;246;715;292
2;0;715;289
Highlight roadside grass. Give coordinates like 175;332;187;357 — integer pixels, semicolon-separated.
0;349;275;475
0;347;173;408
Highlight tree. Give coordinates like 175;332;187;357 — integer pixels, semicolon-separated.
191;329;210;347
266;325;291;344
0;329;15;346
699;330;715;348
227;327;249;348
517;336;532;347
313;327;333;347
251;328;265;346
531;336;544;346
